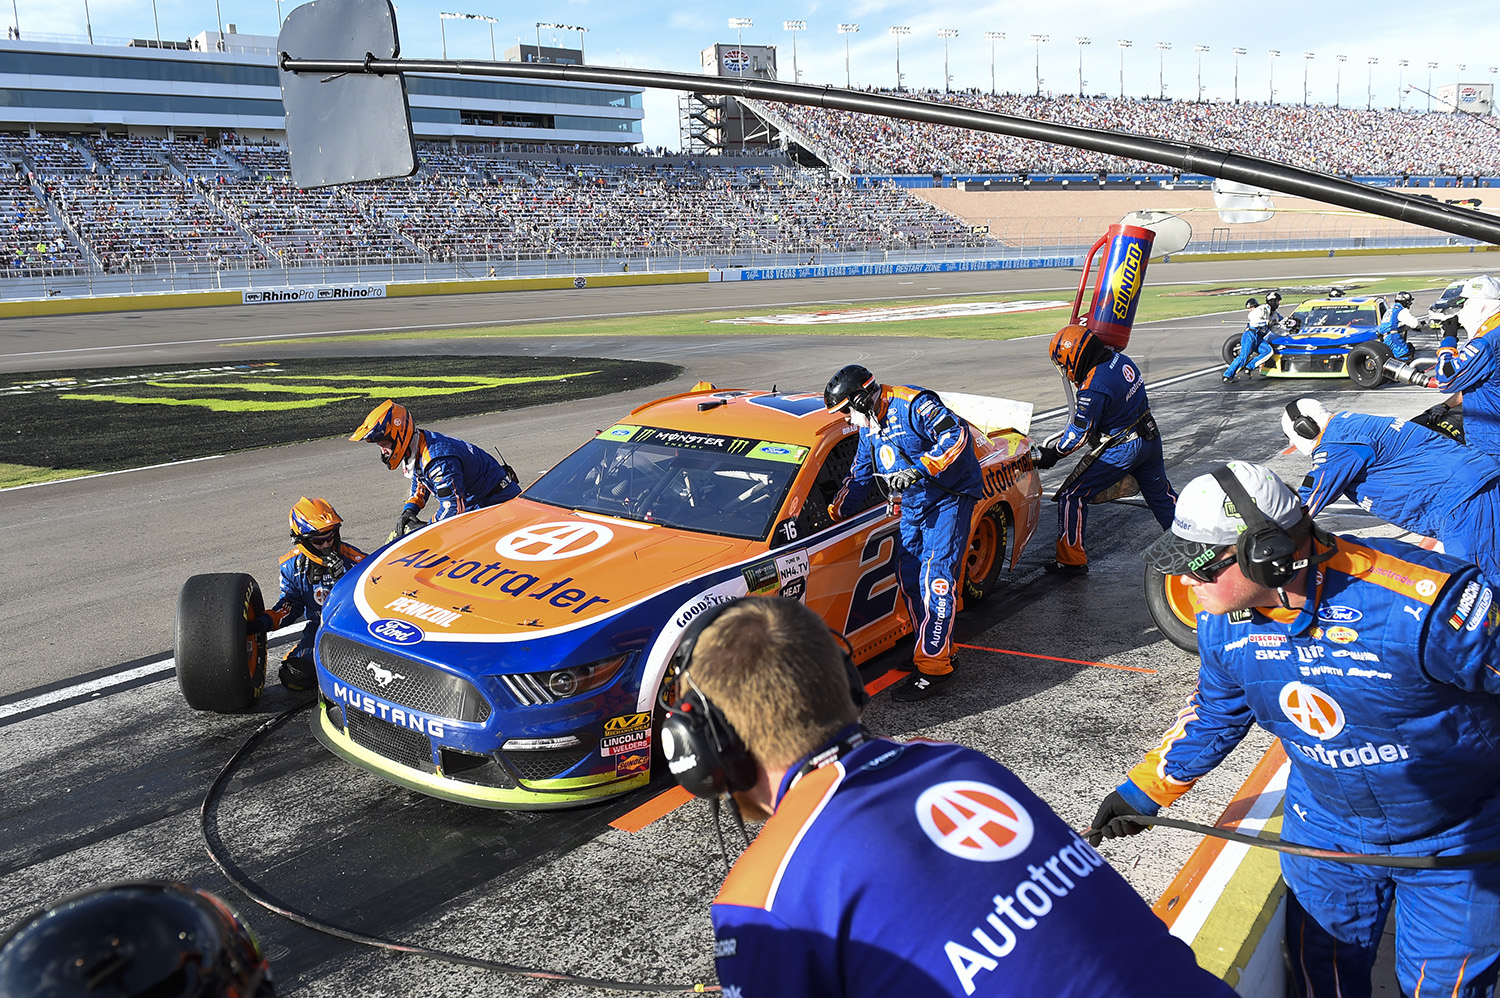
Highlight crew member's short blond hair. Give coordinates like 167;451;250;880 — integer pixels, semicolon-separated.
687;598;861;771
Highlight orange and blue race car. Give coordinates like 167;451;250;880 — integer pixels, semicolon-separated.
293;384;1040;808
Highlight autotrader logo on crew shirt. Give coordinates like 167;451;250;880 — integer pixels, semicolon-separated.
915;781;1033;861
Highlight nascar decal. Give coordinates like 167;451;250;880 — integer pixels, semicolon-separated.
1449;581;1486;630
710;301;1069;326
600;712;651;757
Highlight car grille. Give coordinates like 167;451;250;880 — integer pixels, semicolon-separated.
345;709;435;772
319;634;492;723
502;742;597;782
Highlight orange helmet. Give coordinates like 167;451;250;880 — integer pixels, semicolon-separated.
289;497;342;550
350;399;415;470
1049;325;1094;382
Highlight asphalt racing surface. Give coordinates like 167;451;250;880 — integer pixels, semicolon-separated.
0;254;1452;995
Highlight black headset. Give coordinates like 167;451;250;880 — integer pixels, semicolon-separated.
1210;465;1307;589
1285;400;1323;442
658;598;868;799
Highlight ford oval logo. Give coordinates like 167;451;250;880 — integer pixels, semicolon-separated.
762;446;790;455
369;618;424;644
1318;605;1363;624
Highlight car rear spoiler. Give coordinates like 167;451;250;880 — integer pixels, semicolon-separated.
937;392;1033;438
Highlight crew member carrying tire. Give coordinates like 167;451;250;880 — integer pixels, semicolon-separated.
825;364;982;702
247;497;366;692
1222;297;1274;382
1034;326;1177;575
350;399;520;538
1282;398;1500;578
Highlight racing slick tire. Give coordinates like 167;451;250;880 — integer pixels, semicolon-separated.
963;504;1011;605
1347;342;1392;390
1144;565;1199;654
1221;335;1242;365
176;573;267;713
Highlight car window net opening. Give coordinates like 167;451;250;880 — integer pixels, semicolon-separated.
524;425;807;540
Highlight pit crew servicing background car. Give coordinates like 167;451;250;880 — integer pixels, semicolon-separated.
1033;326;1177;575
826;364;982;702
665;597;1235;998
1221;297;1275;381
351;399;520;537
247;498;366;692
1282;399;1500;579
1089;462;1500;998
1376;291;1422;362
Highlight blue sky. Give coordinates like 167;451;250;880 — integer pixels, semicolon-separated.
15;0;1499;148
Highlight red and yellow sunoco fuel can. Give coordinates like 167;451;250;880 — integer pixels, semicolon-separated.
1071;223;1155;350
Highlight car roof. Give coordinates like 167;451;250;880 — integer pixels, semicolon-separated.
1296;296;1381;308
625;386;846;448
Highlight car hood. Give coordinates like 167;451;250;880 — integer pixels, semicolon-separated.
352;499;754;638
1270;326;1375;348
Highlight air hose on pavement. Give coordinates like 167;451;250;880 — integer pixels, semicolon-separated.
199;703;720;994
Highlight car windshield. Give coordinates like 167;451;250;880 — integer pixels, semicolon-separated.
1293;303;1380;328
1434;283;1466;307
524;424;808;540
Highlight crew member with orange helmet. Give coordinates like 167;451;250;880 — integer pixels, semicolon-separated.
350;399;519;537
1035;326;1177;575
246;497;366;691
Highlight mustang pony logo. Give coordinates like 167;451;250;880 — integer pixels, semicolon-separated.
367;663;406;687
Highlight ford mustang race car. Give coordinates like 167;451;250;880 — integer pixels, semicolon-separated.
180;385;1041;808
1256;295;1389;378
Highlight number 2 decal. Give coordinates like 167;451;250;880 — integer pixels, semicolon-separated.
845;527;900;633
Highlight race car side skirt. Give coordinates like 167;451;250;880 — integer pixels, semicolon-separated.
312;702;648;810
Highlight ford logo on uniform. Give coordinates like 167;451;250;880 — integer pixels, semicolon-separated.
369;618;424;644
1318;606;1363;624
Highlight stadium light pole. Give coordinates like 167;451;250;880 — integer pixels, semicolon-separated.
783;21;805;83
214;0;225;49
1117;39;1131;98
1302;51;1314;108
1455;64;1466;113
1335;54;1346;107
82;0;92;43
1232;47;1245;103
1076;37;1091;97
729;17;753;80
1156;41;1170;100
939;29;958;93
1367;56;1376;111
838;24;859;89
985;32;1004;96
890;25;910;91
1427;61;1438;112
1031;34;1049;97
1195;44;1208;102
150;0;160;45
1398;59;1408;110
1269;49;1279;105
446;13;501;61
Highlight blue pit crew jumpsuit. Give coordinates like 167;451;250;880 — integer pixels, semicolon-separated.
712;732;1235;998
1113;535;1500;998
403;428;521;523
831;386;981;676
1054;351;1177;569
1375;303;1419;362
1223;303;1275;378
262;541;367;665
1435;316;1500;456
1298;410;1500;579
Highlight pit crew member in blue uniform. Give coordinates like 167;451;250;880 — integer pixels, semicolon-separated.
1375;291;1421;362
683;597;1233;998
1429;278;1500;455
1222;297;1274;381
351;399;520;536
1033;326;1177;575
826;364;981;702
1089;462;1500;998
0;881;276;997
1282;398;1500;578
247;497;366;692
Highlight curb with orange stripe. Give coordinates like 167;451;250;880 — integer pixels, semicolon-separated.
1153;742;1291;997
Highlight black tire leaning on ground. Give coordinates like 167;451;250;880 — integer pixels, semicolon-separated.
1347;342;1392;390
963;504;1011;605
1221;335;1242;365
176;573;267;712
1144;565;1199;653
